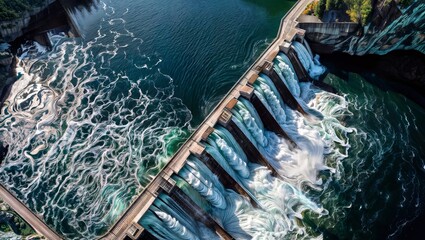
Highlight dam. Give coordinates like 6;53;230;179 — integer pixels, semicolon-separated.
99;0;328;239
2;0;425;239
0;0;334;239
0;0;343;238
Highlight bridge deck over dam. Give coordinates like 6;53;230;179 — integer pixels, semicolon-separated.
0;0;314;239
101;0;315;239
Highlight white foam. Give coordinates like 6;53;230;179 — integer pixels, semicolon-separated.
0;13;192;240
0;42;11;51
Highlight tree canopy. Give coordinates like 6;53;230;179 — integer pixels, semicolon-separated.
309;0;373;25
344;0;372;25
0;0;47;21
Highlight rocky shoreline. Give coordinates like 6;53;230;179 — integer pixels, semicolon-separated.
0;52;16;110
0;0;57;43
297;0;425;107
0;0;86;112
0;197;40;239
0;0;57;117
299;0;425;55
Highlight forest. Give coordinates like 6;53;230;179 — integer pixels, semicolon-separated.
304;0;412;25
0;0;47;21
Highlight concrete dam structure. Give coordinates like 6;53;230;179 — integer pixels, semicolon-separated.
121;38;323;240
98;0;337;239
2;0;424;238
1;0;342;239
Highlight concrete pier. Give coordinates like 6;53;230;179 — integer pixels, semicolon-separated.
135;229;157;240
191;140;260;208
261;63;308;115
218;108;283;180
286;48;311;82
312;80;337;93
239;85;297;148
163;180;235;240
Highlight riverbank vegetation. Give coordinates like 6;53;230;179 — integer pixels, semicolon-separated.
303;0;371;25
0;199;36;237
0;0;48;21
304;0;412;25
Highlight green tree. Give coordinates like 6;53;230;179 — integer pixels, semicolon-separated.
344;0;372;25
360;0;372;24
326;0;335;11
399;0;412;7
0;0;48;21
315;0;326;18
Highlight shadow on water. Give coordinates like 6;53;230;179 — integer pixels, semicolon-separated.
319;50;425;240
0;145;7;166
320;50;425;109
242;0;297;16
9;0;100;50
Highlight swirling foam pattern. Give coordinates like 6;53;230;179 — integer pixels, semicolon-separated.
0;3;191;239
303;72;425;239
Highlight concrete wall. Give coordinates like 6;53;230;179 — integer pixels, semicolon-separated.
296;21;359;53
297;22;359;37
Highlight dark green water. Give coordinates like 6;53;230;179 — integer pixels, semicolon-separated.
75;0;295;124
305;71;425;239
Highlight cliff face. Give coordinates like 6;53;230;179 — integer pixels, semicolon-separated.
300;0;425;55
0;17;31;42
0;0;56;42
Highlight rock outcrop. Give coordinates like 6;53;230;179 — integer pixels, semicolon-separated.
0;0;56;42
299;0;425;55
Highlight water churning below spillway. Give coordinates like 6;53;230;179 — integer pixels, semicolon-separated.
139;40;356;239
292;41;326;80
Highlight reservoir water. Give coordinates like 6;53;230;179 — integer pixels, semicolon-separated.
0;0;424;239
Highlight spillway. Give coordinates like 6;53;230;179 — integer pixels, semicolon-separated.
108;37;352;239
292;41;326;80
100;1;354;239
3;0;422;239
